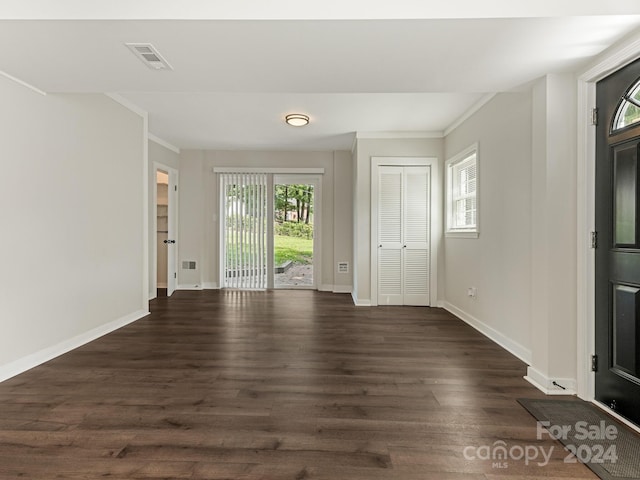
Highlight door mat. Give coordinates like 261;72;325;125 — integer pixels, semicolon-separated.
518;398;640;480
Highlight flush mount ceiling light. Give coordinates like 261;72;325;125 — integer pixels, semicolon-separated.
285;114;310;127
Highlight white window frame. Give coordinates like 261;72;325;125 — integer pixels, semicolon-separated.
445;143;479;238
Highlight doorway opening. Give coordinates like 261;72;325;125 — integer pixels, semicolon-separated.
274;181;315;288
156;170;169;296
154;164;178;298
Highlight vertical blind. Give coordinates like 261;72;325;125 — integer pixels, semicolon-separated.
220;173;268;289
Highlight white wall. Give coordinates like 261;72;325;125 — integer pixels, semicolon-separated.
177;149;353;291
177;150;206;288
442;83;579;394
443;93;533;362
0;76;146;380
353;137;444;305
333;150;354;292
528;74;578;391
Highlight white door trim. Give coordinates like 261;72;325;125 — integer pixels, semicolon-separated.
152;162;179;297
151;165;160;297
576;33;640;401
167;167;179;296
370;156;440;307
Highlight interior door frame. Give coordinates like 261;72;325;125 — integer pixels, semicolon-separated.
370;157;440;307
152;162;179;297
577;32;640;425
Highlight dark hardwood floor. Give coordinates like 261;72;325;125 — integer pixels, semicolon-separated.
0;290;596;479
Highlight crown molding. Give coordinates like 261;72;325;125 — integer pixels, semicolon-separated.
105;93;148;118
148;133;180;154
356;131;443;140
579;30;640;83
0;69;46;96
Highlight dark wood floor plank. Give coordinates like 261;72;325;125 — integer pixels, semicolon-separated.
0;290;597;478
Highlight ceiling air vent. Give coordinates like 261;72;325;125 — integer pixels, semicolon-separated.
125;43;173;71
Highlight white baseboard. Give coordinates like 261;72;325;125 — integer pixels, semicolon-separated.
0;309;149;383
157;282;167;288
441;301;532;364
351;291;371;306
178;283;219;290
525;366;577;395
317;284;353;294
176;284;204;291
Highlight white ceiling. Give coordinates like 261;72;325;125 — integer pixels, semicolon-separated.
2;2;640;151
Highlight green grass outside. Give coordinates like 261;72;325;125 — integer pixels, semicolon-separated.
274;234;313;265
225;234;313;267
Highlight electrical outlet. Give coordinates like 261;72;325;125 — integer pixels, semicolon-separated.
467;287;477;298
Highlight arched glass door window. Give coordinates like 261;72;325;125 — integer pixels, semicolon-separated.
612;77;640;132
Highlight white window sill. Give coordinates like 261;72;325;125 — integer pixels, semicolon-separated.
445;230;479;239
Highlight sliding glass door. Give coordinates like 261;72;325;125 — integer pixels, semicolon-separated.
220;172;320;290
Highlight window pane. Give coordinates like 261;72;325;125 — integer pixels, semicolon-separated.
461;164;476;196
465;198;476;226
612;78;640;131
454;197;476;228
455;199;464;227
614;144;637;245
613;284;640;377
453;156;477;198
630;82;640;103
615;100;640;130
447;148;478;233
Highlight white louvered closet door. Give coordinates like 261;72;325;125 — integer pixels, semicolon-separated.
378;167;404;305
377;166;430;306
403;166;430;305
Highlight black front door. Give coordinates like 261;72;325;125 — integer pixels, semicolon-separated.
595;57;640;426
